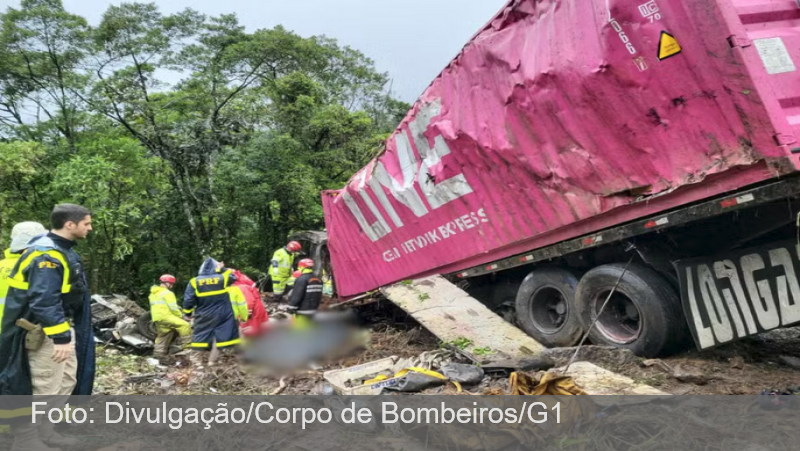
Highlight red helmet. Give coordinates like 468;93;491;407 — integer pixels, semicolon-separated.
298;258;315;269
159;274;176;284
286;241;302;253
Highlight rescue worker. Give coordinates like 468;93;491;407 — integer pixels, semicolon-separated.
321;269;334;297
200;269;250;366
286;259;323;320
285;269;300;295
183;258;239;369
230;270;267;338
270;241;302;302
149;274;192;358
1;222;47;333
0;222;46;437
0;204;95;451
226;273;250;325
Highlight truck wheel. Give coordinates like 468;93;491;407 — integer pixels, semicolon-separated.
137;312;158;341
515;268;583;347
575;263;687;358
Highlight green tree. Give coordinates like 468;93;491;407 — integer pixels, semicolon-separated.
0;0;407;301
46;133;169;292
0;141;48;241
0;0;90;146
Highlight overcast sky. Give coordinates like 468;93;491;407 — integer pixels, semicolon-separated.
2;0;509;102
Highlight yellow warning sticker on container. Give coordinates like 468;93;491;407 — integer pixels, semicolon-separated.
658;31;682;61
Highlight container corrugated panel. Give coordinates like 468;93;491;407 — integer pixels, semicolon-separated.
323;0;800;297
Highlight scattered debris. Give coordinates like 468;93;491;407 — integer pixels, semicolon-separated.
546;345;639;367
91;294;154;351
673;363;708;385
481;356;556;377
779;355;800;370
560;361;670;397
641;359;672;373
123;374;161;385
145;358;166;369
441;363;484;385
324;356;401;395
91;299;800;397
384;371;447;393
393;349;458;371
507;371;587;396
270;377;289;395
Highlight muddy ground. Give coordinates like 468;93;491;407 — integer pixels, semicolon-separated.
95;302;441;395
94;302;800;396
609;327;800;395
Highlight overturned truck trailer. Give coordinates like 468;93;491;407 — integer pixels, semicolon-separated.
322;0;800;356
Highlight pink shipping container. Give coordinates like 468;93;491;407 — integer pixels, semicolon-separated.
322;0;800;302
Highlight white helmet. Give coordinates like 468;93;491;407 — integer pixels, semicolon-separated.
10;222;47;253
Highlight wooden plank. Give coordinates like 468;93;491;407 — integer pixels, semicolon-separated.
381;276;547;362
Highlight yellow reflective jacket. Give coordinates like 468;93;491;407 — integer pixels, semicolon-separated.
227;286;249;322
149;285;182;322
0;249;22;333
270;247;295;281
322;269;333;296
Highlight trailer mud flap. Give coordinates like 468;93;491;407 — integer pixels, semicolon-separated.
676;240;800;350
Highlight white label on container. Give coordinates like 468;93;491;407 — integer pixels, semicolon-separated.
753;37;796;75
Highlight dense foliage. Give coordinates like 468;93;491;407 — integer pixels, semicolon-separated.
0;0;409;298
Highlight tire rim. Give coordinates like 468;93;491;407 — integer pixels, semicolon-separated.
528;286;568;334
592;289;642;344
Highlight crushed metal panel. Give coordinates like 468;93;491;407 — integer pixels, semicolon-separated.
119;333;153;349
381;276;546;362
91;294;125;314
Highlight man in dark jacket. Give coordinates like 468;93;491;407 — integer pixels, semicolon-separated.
286;259;323;320
0;204;95;451
184;258;239;369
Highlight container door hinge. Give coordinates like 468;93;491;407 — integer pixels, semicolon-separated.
775;133;798;147
728;35;752;48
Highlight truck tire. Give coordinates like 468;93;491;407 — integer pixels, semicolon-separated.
137;312;158;341
575;263;688;358
515;268;583;347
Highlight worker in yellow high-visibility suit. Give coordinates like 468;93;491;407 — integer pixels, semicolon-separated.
227;283;250;324
322;269;333;296
149;274;192;357
0;222;47;334
0;222;46;436
270;241;302;302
